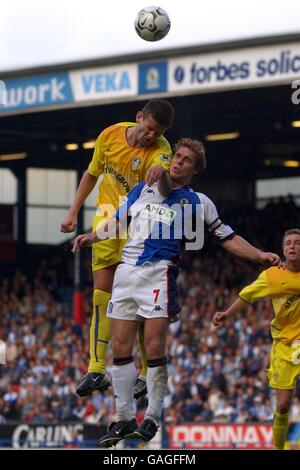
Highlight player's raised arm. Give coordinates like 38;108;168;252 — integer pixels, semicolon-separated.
212;297;248;328
60;170;98;233
157;168;172;197
72;217;121;253
145;164;167;186
223;235;281;266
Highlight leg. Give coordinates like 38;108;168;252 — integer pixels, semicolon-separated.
76;265;117;397
132;317;169;442
273;388;293;450
89;265;117;372
138;323;148;378
99;318;139;448
110;318;139;421
134;323;148;399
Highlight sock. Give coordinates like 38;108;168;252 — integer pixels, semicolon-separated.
145;357;168;426
88;289;111;374
273;410;289;450
112;357;137;421
138;324;148;378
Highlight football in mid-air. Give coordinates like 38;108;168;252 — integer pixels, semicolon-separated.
134;6;171;42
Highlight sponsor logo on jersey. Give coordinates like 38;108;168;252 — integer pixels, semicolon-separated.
284;293;300;310
105;165;131;192
131;157;142;171
141;203;176;225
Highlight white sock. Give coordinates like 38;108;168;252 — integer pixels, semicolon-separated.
112;361;137;421
145;364;168;426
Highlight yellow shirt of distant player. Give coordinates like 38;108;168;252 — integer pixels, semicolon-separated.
239;266;300;344
88;122;172;218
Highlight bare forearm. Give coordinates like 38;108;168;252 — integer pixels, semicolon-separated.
223;235;263;263
224;297;248;319
69;171;98;215
158;169;172;197
213;296;248;327
94;218;121;241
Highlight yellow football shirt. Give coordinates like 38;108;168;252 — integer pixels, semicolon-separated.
239;266;300;344
88;122;172;216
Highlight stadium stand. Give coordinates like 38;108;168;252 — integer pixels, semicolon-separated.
0;197;299;428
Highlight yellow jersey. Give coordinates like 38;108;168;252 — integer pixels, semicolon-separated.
239;266;300;344
88;122;172;214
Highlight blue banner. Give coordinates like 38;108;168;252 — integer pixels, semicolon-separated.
1;72;74;111
138;62;167;95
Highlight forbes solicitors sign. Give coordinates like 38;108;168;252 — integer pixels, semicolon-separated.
169;42;300;93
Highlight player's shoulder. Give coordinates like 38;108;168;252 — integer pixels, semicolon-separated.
194;191;214;206
264;265;285;280
156;134;172;152
100;122;135;137
266;265;284;273
173;187;199;204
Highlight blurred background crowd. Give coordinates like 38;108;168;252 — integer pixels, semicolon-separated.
0;196;300;426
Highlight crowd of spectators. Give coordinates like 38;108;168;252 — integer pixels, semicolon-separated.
0;197;299;426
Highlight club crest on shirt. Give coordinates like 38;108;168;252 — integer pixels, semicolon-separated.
179;198;189;206
131;157;142;171
160;154;171;163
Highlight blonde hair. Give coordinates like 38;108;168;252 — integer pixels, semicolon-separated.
174;138;206;174
282;228;300;245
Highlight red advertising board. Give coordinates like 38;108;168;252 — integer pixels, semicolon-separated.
167;424;273;449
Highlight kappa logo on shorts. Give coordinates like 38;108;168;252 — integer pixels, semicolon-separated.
152;305;163;312
273;371;279;383
108;302;113;314
131;157;142;171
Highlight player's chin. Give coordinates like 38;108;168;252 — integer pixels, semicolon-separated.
143;138;155;146
170;172;181;181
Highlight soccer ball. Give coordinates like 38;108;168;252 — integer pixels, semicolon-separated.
134;6;171;42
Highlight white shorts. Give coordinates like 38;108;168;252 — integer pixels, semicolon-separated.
107;262;181;321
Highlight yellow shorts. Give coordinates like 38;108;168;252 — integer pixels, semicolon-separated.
266;339;300;390
92;214;126;271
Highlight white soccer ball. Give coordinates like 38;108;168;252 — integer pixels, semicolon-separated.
134;6;171;42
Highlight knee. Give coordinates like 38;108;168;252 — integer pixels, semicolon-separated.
111;334;131;357
276;403;290;414
145;338;165;359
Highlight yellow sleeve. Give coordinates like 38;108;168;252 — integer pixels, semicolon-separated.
87;132;105;177
143;139;172;175
239;270;270;303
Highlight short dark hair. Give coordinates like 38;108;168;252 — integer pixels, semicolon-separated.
174;137;206;175
282;228;300;245
142;99;175;129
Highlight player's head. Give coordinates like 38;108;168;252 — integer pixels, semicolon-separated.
135;99;174;146
282;228;300;264
169;138;206;186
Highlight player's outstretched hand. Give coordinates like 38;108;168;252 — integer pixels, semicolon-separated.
61;213;77;233
259;252;281;266
145;165;165;186
72;234;93;253
212;312;227;328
